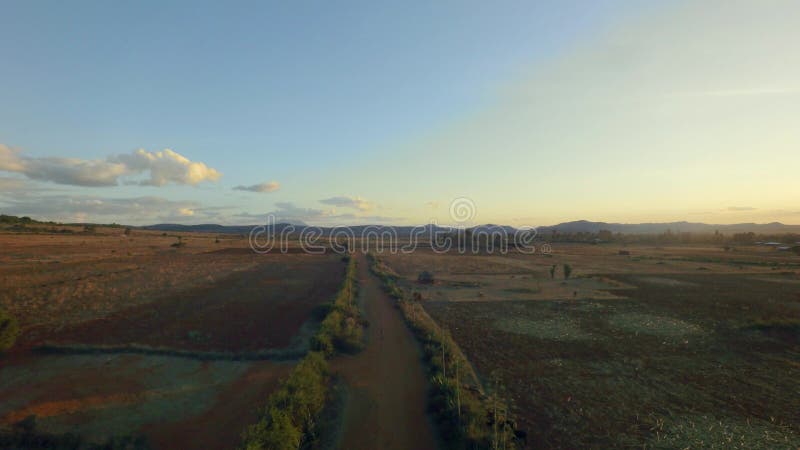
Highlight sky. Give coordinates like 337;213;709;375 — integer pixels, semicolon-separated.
1;0;799;227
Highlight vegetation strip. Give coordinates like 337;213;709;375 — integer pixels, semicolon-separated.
241;255;364;450
367;253;523;449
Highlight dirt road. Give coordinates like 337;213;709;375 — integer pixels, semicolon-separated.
333;254;438;450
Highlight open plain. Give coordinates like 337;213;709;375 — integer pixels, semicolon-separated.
380;243;800;448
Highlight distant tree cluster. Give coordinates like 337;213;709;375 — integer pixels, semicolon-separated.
0;214;36;225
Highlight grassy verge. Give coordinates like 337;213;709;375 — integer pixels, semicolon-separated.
241;351;329;450
241;255;364;450
310;255;366;355
367;253;521;449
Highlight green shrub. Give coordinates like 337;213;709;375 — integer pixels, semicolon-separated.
241;352;329;450
0;308;19;352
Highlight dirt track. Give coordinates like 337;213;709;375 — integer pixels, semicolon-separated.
333;254;438;450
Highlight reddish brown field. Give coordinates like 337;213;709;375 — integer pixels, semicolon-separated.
0;230;342;353
0;230;344;448
40;253;342;352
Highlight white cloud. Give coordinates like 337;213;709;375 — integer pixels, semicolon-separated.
319;196;374;211
111;149;221;186
233;181;280;193
0;194;205;224
0;145;221;187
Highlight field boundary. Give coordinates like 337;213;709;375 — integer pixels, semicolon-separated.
32;342;307;361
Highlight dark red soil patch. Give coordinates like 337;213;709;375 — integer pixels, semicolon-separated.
38;255;343;352
142;361;292;450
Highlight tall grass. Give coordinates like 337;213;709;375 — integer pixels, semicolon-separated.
310;256;365;355
367;253;520;449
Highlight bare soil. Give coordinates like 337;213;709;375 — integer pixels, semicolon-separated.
38;254;342;352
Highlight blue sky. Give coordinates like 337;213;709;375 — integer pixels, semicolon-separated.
2;1;799;226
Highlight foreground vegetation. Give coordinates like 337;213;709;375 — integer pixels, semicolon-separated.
368;253;521;449
241;256;363;450
0;307;19;352
311;256;365;355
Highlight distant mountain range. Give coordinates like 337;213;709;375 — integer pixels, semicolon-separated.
536;220;800;234
140;220;800;235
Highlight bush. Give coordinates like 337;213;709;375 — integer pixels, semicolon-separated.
0;308;19;352
418;271;435;284
563;264;573;279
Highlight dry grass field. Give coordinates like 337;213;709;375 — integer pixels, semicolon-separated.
381;244;800;448
0;228;343;448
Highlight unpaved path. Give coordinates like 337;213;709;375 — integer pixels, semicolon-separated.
333;254;438;449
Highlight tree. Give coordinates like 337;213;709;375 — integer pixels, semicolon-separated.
563;264;573;279
549;264;557;279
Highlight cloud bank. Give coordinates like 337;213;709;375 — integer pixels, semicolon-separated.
233;181;281;193
0;194;204;223
0;145;220;187
319;196;374;211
